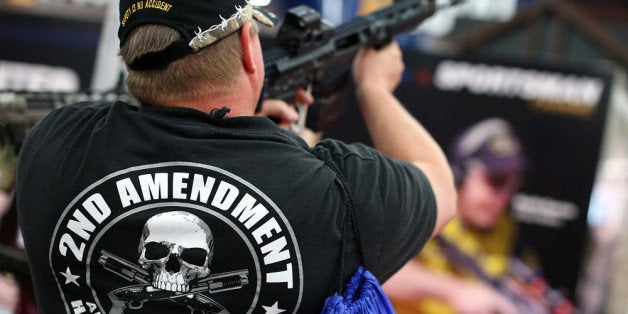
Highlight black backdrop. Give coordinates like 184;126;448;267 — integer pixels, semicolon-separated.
0;10;102;89
323;47;614;298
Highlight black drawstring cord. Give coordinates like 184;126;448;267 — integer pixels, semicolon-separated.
312;147;365;295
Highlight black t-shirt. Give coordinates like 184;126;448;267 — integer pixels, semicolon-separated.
16;101;436;313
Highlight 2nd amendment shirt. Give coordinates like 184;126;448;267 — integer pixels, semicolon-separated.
17;101;436;313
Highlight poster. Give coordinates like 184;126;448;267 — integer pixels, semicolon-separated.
324;47;613;298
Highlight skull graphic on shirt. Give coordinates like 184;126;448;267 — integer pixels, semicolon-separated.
137;211;214;293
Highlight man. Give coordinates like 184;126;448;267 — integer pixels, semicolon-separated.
384;118;527;314
16;1;455;313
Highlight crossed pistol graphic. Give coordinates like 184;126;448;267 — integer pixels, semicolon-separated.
97;250;249;313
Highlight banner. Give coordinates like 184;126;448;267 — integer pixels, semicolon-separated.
324;48;613;298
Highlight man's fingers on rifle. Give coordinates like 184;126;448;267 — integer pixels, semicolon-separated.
257;99;299;130
294;88;314;106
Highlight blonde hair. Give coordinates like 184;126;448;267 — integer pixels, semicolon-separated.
119;23;258;105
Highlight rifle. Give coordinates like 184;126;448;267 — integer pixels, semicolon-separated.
262;0;463;130
0;89;135;125
1;1;459;132
434;235;576;314
0;90;135;147
99;250;248;313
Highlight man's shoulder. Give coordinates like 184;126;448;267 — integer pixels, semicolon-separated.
33;101;129;132
38;101;116;121
57;100;126;116
314;139;378;162
21;101;128;159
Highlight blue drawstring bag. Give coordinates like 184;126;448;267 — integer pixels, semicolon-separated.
313;147;397;314
321;266;395;313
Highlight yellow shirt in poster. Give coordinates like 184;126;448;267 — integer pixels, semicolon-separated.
391;215;517;314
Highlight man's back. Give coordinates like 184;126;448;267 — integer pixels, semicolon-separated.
17;101;436;313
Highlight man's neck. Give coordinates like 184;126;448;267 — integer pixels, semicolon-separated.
160;81;259;117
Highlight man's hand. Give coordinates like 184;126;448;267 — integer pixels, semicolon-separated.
256;88;314;130
352;41;404;95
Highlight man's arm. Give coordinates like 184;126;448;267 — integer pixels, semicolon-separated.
352;42;456;235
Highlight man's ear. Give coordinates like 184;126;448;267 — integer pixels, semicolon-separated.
240;22;256;74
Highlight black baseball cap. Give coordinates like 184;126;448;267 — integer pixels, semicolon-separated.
118;0;276;71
